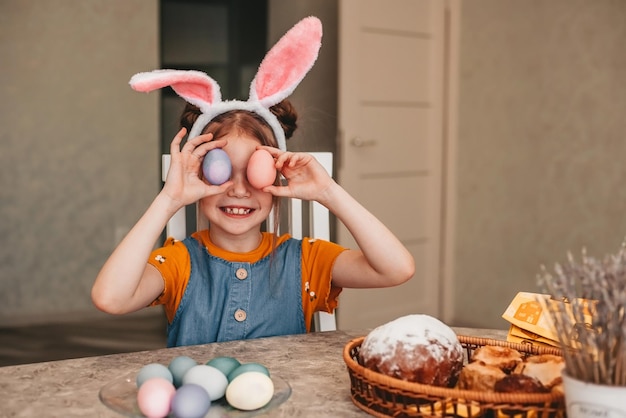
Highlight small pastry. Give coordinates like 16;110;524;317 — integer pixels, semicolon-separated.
494;374;548;393
457;362;507;391
513;354;565;389
471;345;524;373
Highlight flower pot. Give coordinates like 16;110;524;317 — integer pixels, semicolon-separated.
562;372;626;418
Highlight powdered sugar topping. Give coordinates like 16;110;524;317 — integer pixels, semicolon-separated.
361;314;461;364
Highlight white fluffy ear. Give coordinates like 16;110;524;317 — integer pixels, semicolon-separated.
250;16;322;107
129;69;221;111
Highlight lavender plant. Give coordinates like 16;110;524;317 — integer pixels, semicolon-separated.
537;242;626;386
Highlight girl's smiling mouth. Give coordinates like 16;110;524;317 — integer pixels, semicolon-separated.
221;206;254;215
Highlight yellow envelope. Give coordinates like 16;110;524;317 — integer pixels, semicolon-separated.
506;324;560;348
502;291;594;348
502;292;561;341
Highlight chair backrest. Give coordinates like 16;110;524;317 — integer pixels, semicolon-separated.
161;152;337;332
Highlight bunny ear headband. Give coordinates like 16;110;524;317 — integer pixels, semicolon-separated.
129;16;323;152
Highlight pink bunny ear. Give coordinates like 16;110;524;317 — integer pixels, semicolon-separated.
251;16;322;107
129;69;221;110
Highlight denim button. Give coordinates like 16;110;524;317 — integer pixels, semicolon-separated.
234;309;247;322
235;268;248;280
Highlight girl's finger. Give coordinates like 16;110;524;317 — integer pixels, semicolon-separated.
274;151;293;169
286;153;303;168
186;139;228;163
261;185;283;196
183;132;214;150
170;128;187;154
198;180;233;197
191;132;215;145
258;145;282;157
195;138;227;154
212;180;233;193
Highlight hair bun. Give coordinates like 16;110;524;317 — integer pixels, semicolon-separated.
180;103;202;132
270;100;298;140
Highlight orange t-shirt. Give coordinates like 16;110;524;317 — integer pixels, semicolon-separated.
148;231;346;332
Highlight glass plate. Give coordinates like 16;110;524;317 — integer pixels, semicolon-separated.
99;372;291;418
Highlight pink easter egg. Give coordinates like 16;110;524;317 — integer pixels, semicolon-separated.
247;149;276;189
136;377;176;418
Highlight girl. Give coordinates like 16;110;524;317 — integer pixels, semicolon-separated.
91;17;414;347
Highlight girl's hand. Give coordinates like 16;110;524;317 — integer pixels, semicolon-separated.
259;147;335;202
260;145;415;289
161;128;232;211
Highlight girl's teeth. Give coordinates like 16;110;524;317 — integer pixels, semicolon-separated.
224;208;251;215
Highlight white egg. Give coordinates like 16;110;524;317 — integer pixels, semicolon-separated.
182;364;228;401
226;371;274;411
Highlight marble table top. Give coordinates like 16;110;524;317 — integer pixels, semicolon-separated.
0;327;507;417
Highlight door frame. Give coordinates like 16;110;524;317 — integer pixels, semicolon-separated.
440;0;461;324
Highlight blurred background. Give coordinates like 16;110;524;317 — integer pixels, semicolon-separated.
1;0;626;365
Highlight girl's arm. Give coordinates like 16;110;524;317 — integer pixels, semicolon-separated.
91;193;179;314
91;129;231;314
316;182;415;288
262;149;415;289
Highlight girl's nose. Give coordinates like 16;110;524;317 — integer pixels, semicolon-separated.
227;173;251;198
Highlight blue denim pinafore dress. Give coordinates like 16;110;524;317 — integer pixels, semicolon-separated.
166;236;306;347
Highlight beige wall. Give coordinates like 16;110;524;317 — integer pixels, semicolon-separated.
451;0;626;328
0;1;159;324
0;0;336;326
3;0;625;331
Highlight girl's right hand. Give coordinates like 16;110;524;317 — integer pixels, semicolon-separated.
161;128;232;212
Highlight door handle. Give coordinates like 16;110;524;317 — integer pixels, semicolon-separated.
350;137;377;147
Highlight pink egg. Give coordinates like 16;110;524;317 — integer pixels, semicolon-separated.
136;377;176;418
247;149;276;189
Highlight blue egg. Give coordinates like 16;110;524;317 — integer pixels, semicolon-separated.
171;383;211;418
227;362;270;383
202;148;232;185
168;355;198;388
136;363;173;388
205;356;240;378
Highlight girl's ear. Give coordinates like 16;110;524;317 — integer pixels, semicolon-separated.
250;16;322;107
129;69;221;112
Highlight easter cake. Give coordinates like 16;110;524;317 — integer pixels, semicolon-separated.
358;314;464;387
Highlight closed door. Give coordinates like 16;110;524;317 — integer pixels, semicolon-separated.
336;0;450;329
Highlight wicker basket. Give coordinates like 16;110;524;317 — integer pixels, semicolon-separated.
343;335;566;418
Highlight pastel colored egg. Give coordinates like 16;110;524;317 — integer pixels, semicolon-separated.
171;383;211;418
205;356;241;378
247;149;276;189
136;377;176;418
202;148;232;185
168;355;198;388
182;364;228;401
136;363;173;388
227;362;270;382
225;371;274;411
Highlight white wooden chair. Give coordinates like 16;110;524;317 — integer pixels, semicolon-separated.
161;152;337;332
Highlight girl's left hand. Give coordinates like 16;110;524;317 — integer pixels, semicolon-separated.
259;147;335;202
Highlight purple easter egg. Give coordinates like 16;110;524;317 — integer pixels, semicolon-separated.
202;149;232;185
